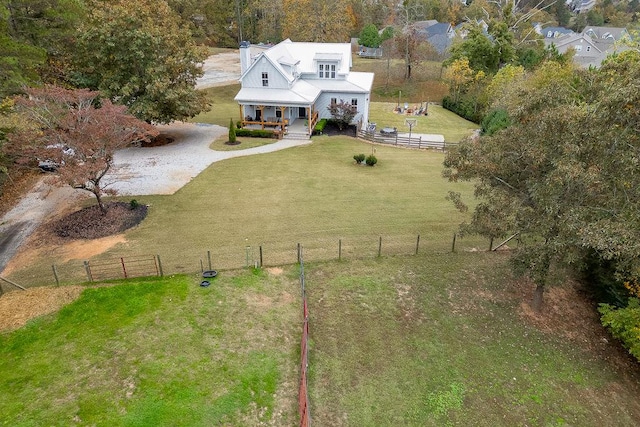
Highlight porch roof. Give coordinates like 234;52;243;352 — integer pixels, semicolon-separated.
234;80;321;105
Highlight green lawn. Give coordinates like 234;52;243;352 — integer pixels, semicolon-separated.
368;102;479;142
307;254;640;426
3;255;640;426
0;272;300;426
7;137;483;286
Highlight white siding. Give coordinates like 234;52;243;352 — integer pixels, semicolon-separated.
315;92;368;126
243;57;290;89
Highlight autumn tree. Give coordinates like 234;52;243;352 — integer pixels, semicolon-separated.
282;0;354;42
328;100;357;130
5;86;157;214
72;0;209;124
443;53;640;312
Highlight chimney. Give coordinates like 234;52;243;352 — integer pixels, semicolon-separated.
240;41;251;74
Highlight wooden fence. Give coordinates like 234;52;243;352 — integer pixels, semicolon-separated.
298;248;311;427
358;130;458;150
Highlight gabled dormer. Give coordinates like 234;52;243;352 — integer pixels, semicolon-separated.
314;53;344;80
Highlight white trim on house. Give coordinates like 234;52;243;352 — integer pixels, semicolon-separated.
235;39;374;135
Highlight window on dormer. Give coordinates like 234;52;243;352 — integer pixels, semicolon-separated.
262;72;269;87
318;63;336;79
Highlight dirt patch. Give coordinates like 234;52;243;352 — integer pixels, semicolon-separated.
266;267;283;276
245;291;294;309
516;280;639;371
1;234;127;277
52;201;147;239
0;286;85;332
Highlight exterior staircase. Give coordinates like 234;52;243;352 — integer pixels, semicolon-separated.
283;131;310;140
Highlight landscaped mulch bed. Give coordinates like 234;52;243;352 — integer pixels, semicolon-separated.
52;201;148;239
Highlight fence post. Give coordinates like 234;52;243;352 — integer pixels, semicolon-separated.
489;238;494;252
395;132;398;145
451;234;457;253
52;264;60;286
418;136;422;149
415;234;420;255
378;236;382;257
297;243;301;264
84;261;92;282
338;239;342;261
156;255;164;277
207;250;212;270
259;245;263;267
121;257;127;278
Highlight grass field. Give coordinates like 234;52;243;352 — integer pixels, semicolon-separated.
3;255;640;425
0;271;300;425
368;102;478;142
306;254;640;426
7;137;484;286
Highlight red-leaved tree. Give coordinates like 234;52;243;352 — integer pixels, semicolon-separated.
6;85;158;214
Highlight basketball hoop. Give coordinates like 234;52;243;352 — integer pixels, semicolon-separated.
405;118;417;141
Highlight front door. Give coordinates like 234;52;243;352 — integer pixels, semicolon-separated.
298;107;306;119
255;109;262;121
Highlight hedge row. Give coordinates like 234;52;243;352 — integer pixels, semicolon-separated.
235;129;276;138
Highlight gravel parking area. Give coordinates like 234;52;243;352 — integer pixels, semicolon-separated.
106;122;311;196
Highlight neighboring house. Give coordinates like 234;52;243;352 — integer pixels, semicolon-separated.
414;20;455;55
234;39;374;137
571;0;597;13
545;26;631;68
540;26;574;40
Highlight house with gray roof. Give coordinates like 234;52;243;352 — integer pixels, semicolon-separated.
545;26;631;68
234;39;374;137
414;21;455;55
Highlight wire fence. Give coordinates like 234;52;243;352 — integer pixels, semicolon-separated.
1;232;496;289
298;247;311;427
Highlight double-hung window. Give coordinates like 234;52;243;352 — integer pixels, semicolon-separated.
262;72;269;87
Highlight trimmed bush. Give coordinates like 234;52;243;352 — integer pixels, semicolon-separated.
235;129;276;138
365;154;378;166
314;118;328;134
353;153;366;164
228;118;237;144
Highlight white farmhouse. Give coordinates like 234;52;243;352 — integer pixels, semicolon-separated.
234;39;374;138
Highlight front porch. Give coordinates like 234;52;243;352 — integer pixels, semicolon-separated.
238;104;319;137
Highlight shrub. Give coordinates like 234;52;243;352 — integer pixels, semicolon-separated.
228;118;237;144
235;129;275;138
353;153;365;163
129;199;139;210
365;154;377;166
599;298;640;362
314;119;328;134
236;120;242;129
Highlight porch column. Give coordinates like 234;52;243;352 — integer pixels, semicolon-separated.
280;106;287;132
238;104;244;123
306;106;311;135
257;105;265;129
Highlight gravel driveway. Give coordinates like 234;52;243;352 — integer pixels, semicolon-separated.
0;121;310;275
106;122;311;196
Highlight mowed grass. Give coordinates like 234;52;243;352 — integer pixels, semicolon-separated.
368;102;479;142
8;137;484;285
306;253;640;426
190;84;242;127
0;271;300;426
